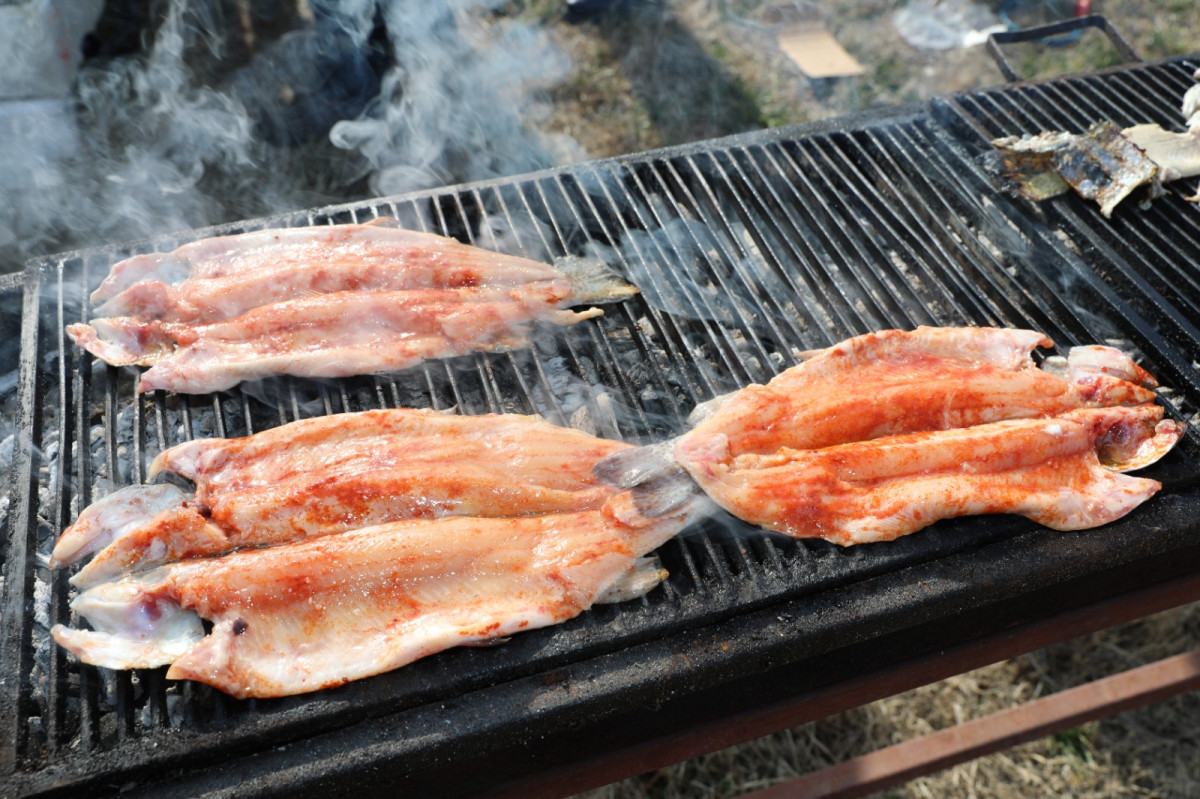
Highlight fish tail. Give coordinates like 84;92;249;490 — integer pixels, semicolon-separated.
593;440;682;488
594;555;670;604
630;470;708;518
553;254;639;304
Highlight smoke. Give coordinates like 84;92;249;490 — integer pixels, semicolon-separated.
0;0;577;273
330;0;571;196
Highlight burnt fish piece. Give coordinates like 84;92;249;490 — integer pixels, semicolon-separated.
992;68;1200;215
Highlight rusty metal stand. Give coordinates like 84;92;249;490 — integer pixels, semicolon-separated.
742;649;1200;799
505;571;1200;799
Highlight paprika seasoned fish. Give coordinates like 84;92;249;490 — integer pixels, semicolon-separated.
51;492;700;698
679;405;1181;545
52;408;630;587
596;326;1183;542
598;326;1159;491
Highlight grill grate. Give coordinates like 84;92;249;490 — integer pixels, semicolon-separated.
5;56;1200;796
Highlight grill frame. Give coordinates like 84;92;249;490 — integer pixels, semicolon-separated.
4;55;1200;797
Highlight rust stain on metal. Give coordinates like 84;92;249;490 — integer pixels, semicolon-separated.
742;650;1200;799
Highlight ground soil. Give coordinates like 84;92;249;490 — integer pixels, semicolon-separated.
506;1;1200;797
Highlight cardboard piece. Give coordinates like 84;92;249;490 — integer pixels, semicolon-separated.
778;24;865;78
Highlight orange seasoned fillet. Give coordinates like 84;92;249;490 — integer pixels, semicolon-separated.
51;492;697;698
680;406;1182;545
53;409;631;586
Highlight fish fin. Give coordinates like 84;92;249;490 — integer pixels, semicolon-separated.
1067;345;1158;388
594;556;669;604
50;483;188;568
630;470;705;517
148;438;218;481
553;255;639;304
69;506;231;588
55;572;204;670
593;440;681;488
95;281;181;320
90;253;191;304
68;318;174;366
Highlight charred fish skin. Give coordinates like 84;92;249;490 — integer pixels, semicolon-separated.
51;492;699;699
991;121;1162;218
991;68;1200;215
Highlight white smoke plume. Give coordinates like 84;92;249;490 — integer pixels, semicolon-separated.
330;0;572;196
0;0;576;273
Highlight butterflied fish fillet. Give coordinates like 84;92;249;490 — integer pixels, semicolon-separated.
70;219;637;393
677;405;1181;545
70;283;599;394
53;408;631;587
596;327;1158;499
91;218;634;322
51;492;699;698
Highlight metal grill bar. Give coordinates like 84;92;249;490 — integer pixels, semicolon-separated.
6;56;1200;795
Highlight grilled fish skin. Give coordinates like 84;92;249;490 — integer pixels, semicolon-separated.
73;219;637;393
51;492;701;698
992;69;1200;215
53;408;631;587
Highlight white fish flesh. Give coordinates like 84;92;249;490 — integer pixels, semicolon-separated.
51;492;700;698
69;219;637;393
52;408;631;587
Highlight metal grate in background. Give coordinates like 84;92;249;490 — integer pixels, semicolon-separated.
4;56;1200;796
938;56;1200;374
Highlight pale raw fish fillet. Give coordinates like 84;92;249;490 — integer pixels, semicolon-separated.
596;326;1158;491
71;219;637;393
51;492;699;698
52;408;630;587
678;405;1182;545
70;283;602;394
90;219;630;321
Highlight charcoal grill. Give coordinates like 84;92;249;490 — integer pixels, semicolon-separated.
4;53;1200;798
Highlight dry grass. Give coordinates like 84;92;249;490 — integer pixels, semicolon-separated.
574;603;1200;798
517;2;1200;797
528;0;1200;159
